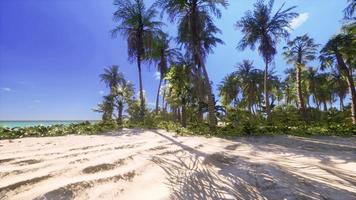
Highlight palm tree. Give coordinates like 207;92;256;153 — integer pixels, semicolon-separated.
236;60;264;113
236;0;297;119
330;70;349;111
166;65;190;127
112;0;162;119
99;66;134;124
156;0;228;131
283;34;319;119
94;95;115;121
149;32;179;114
218;72;240;108
320;30;356;124
115;81;135;123
100;65;125;94
314;73;333;111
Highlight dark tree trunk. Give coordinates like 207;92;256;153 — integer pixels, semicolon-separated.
201;63;217;130
335;51;356;124
323;102;328;111
296;63;307;120
117;104;123;124
264;61;271;119
162;81;166;113
137;55;145;119
181;98;187;128
346;70;356;124
155;76;163;114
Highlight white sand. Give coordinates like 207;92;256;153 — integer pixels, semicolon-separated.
0;129;355;200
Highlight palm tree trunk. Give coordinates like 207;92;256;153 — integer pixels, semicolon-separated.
118;104;123;124
335;51;356;124
137;54;145;119
181;98;187;128
296;64;307;120
155;76;163;114
346;71;356;124
264;61;270;119
201;63;217;130
162;81;166;113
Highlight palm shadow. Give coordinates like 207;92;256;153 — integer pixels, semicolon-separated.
151;130;356;200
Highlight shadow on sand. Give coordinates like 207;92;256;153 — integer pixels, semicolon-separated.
151;130;356;200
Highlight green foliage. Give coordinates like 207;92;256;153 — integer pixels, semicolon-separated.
0;121;119;140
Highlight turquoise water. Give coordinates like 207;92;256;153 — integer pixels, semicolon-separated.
0;121;98;128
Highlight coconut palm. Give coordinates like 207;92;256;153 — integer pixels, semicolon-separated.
330;70;349;111
236;0;297;118
156;0;228;130
165;60;193;127
218;72;240;108
99;66;134;124
283;34;319;118
94;95;115;121
114;81;135;123
314;73;333;111
320;30;356;124
149;32;179;114
236;60;264;113
112;0;163;119
100;65;125;94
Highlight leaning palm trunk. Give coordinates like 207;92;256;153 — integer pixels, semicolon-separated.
201;63;217;130
335;52;356;124
264;61;271;119
296;63;307;120
155;76;163;114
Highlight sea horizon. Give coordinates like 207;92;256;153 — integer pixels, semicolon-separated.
0;120;100;128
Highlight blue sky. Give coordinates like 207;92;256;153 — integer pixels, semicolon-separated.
0;0;348;120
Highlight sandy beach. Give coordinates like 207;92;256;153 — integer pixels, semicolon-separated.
0;129;355;200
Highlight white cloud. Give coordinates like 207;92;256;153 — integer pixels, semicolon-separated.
154;72;161;80
289;13;309;31
99;90;105;95
34;99;41;103
0;87;11;92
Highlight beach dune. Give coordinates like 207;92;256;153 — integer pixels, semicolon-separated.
0;129;355;199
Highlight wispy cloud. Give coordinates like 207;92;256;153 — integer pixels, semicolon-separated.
34;99;41;103
99;90;105;95
0;87;12;92
289;12;309;31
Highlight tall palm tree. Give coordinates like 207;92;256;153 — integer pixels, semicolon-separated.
320;30;356;124
149;32;179;114
236;0;297;118
112;0;162;119
283;34;319;119
156;0;228;131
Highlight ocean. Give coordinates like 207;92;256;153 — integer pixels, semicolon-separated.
0;120;99;128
